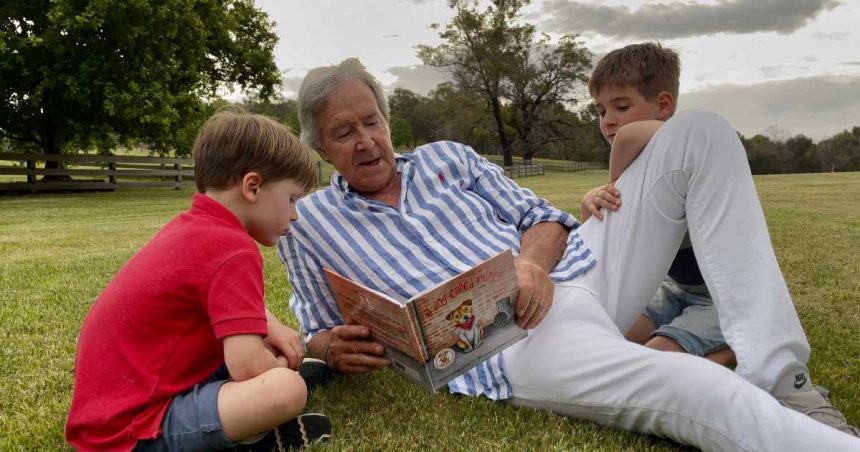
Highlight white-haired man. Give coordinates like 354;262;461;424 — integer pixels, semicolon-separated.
277;58;859;450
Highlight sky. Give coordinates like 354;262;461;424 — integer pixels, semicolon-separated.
253;0;860;140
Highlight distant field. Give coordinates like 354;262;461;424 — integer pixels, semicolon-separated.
1;170;857;451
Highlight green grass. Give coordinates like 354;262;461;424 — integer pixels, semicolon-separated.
1;171;858;451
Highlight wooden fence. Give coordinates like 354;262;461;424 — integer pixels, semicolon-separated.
0;153;194;193
483;155;607;173
503;164;545;178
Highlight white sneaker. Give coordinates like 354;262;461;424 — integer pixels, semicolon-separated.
773;365;859;437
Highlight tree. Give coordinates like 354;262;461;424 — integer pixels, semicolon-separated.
505;34;591;161
817;129;859;173
785;135;817;174
418;0;522;166
389;113;413;149
389;87;436;146
0;0;281;165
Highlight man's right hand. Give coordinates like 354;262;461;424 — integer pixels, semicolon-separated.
326;325;390;375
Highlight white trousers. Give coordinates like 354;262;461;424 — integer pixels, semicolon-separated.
503;110;859;451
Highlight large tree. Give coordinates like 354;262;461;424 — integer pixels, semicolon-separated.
418;0;591;166
418;0;521;166
506;34;591;162
0;0;281;161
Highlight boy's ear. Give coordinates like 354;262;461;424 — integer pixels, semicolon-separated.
656;91;675;120
240;172;263;203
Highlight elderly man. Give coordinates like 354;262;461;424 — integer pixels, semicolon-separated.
277;58;858;450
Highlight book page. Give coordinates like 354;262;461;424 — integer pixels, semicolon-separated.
410;249;519;357
324;269;427;363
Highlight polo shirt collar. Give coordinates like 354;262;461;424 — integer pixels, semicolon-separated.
190;193;245;230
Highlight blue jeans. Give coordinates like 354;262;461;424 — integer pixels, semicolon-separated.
135;365;239;452
643;278;728;356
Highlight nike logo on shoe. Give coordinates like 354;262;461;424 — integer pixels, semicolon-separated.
794;372;808;389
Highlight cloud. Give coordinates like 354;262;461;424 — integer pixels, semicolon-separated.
812;31;851;40
840;61;860;67
383;64;451;95
540;0;841;40
758;65;810;78
280;74;306;97
382;34;400;38
680;75;860;139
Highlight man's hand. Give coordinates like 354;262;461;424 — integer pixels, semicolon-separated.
514;259;554;329
263;315;304;371
580;182;621;221
326;325;390;374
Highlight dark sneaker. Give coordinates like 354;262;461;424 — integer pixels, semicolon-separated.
299;358;334;394
778;385;860;437
235;413;332;451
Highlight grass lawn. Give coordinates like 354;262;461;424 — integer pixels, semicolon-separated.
1;170;858;451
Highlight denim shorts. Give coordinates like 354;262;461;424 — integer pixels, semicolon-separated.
135;365;239;452
643;278;728;356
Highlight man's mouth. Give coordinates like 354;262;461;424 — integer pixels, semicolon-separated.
358;157;381;167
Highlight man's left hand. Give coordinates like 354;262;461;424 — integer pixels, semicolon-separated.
263;318;304;371
514;259;554;329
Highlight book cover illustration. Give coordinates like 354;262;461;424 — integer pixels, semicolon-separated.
324;249;526;392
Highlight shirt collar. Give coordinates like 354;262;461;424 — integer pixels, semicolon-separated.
190;193;245;231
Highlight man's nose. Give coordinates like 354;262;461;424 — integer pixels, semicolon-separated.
355;127;374;150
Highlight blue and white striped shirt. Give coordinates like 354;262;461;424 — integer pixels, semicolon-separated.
278;141;596;399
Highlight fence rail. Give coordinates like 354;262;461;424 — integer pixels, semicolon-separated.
502;164;545;179
0;153;194;193
483;155;607;173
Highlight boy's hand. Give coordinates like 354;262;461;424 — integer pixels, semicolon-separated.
263;321;304;371
580;182;621;221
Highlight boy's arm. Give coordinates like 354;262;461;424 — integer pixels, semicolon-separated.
609;120;664;182
261;309;304;371
224;334;289;382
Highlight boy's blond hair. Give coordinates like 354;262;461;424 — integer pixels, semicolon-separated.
193;108;317;194
589;42;680;103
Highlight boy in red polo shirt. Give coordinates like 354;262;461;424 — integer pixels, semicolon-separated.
66;110;331;451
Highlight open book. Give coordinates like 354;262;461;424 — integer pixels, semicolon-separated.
324;249;527;392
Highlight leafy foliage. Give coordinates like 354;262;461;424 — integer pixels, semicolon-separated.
0;0;281;156
418;0;593;165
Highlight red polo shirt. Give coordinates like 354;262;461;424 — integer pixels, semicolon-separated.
66;194;268;451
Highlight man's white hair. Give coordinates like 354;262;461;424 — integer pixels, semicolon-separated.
297;58;390;152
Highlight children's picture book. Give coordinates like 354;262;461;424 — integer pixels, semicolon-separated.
324;249;526;392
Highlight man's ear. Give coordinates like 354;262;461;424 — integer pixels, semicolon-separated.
240;172;263;203
656;91;675;120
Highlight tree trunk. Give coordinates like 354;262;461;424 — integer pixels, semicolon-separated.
490;96;513;166
41;119;70;181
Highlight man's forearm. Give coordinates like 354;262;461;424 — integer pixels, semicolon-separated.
518;222;568;272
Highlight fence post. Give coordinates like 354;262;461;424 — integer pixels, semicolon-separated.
108;157;117;186
174;162;182;190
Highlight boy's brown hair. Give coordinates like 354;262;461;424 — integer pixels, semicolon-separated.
193;108;318;194
589;42;680;103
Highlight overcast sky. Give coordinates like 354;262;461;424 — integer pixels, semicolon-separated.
254;0;860;140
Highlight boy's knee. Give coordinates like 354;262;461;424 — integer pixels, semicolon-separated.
261;367;308;413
